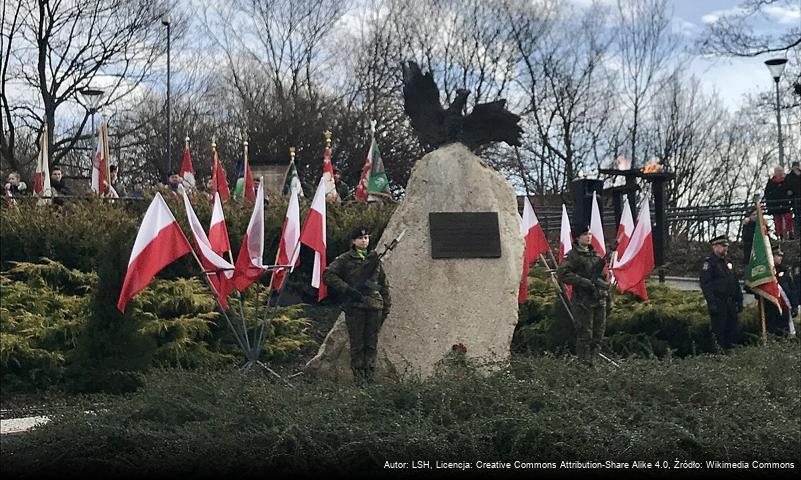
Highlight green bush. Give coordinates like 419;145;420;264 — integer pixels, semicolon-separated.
0;259;95;390
3;341;798;475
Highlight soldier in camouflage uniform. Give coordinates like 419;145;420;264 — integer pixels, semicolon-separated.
699;235;743;350
557;224;610;365
323;227;391;383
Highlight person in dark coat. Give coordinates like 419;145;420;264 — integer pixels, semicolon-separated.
323;226;391;384
740;208;757;267
767;249;799;335
700;235;743;350
763;166;794;239
787;161;801;236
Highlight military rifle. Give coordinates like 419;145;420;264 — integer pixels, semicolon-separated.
343;229;406;304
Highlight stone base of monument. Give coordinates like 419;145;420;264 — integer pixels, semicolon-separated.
305;143;524;382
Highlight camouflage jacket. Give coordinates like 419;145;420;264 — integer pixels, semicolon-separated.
557;244;605;305
323;248;391;311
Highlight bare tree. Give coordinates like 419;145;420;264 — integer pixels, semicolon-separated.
697;0;801;57
615;0;681;168
1;0;171;175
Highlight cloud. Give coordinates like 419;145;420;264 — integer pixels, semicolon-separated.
701;6;746;24
671;17;699;37
764;4;801;24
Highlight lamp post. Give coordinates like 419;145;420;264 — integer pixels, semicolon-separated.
162;14;172;173
79;87;105;135
765;57;788;167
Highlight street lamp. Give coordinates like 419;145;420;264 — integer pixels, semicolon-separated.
162;14;172;173
79;87;105;135
765;56;788;167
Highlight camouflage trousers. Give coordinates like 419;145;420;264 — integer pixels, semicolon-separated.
345;307;383;381
573;301;606;365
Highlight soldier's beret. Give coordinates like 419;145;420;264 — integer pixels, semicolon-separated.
350;226;369;239
571;224;590;238
710;235;729;246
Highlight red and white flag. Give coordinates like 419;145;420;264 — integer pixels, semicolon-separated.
181;189;235;308
590;193;605;256
558;204;573;299
519;197;550;303
232;178;267;291
616;195;635;257
208;192;232;258
91;120;110;195
271;182;301;291
322;144;338;202
117;193;192;312
211;147;230;202
613;197;654;300
558;204;572;262
243;152;256;203
180;138;196;189
34;125;52;203
299;177;328;301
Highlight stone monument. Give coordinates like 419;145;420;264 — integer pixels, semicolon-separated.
304;62;524;382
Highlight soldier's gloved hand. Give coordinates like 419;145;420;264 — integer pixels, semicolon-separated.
346;287;364;302
593;279;609;290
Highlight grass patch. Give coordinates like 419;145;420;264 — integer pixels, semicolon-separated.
3;340;799;477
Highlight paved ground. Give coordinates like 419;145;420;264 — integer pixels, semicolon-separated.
0;416;50;435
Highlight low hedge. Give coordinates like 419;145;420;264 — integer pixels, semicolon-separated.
2;340;798;476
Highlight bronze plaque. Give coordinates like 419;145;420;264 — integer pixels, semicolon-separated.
429;212;501;258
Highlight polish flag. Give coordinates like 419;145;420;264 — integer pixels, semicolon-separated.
117;193;192;312
34;125;52;202
211;148;230;202
271;183;301;291
589;193;605;256
180;138;196;189
232;178;267;291
613;197;654;300
243;154;256;203
299;177;328;301
558;204;572;262
519;196;550;303
180;189;235;308
208;192;232;258
558;204;573;299
91;120;110;195
616;195;635;257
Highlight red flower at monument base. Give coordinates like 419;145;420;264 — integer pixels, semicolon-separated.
451;343;467;353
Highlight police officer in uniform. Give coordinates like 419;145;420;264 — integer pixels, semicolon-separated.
700;235;743;349
557;224;611;365
323;227;391;383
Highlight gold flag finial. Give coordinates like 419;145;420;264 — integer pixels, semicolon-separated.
289;146;296;162
370;120;377;134
324;130;332;148
185;136;190;148
211;136;217;152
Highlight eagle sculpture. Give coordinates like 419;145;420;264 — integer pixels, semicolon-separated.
401;61;523;150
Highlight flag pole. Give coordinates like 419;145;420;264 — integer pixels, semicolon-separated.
184;238;250;358
753;194;768;345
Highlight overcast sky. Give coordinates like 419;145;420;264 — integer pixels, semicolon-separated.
644;0;797;110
